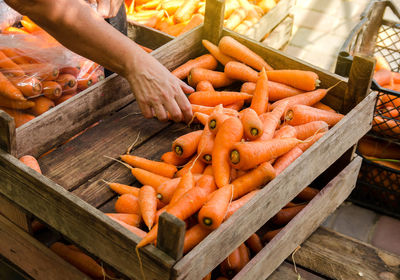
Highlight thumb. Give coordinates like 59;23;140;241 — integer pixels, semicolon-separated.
179;80;195;94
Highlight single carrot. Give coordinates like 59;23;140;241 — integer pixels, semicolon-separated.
202;165;213;176
60;66;80;78
273;125;297;139
251;68;269;115
139;185;157;229
156;177;181;203
198;184;233;229
8;76;42;98
225;100;245;111
285;104;344;127
77;72;96;91
19;155;41;173
0;48;30;65
172;130;203;158
196;174;217;193
170;171;195;204
191;112;209;126
213;117;244;188
56;74;77;91
273;146;303;175
105;213;141;227
296;187;319;201
266;70;319;91
263;228;282;242
240;81;305;101
208;108;231;135
161;151;190;166
115;194;141;215
188;68;234;88
175;155;206;176
178;14;204;35
110;218;147;238
374;68;393;87
293;121;329;140
230;138;300;170
191;104;239;116
131;168;170;188
238;243;250;270
0;107;35;128
197;125;215;163
42;81;62;100
121;154;177;178
256;101;287;141
0;72;26;101
183;224;212;253
0;96;34;109
313;102;336;112
0;50;25;77
270;88;328;111
258;0;276;13
189;91;252;107
220;247;242;277
172;54;218;80
240;108;263;140
3;26;30;35
271;204;307;225
224;61;259;82
174;0;200;23
218;36;273;71
196;80;214;92
246;234;263;254
224;0;240;18
30;96;55;116
358;136;400;159
18;63;59;81
241;82;256;94
375;55;391;71
231;161;275;198
224;7;248;30
202;39;237;66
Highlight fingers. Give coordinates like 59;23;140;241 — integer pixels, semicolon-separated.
179;80;195;94
152;103;169;122
96;0;111;18
175;90;193;123
163;98;183;123
136;97;153;119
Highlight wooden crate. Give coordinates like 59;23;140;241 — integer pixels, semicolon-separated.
262;14;293;50
0;2;377;279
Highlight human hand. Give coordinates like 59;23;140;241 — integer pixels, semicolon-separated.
89;0;124;18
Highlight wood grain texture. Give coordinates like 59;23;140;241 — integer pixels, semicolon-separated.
157;212;186;261
127;21;174;50
268;262;326;280
233;156;362;280
295;227;400;280
0;214;89;280
262;15;293;50
38;102;168;191
360;0;386;56
244;0;295;41
0;110;15;154
16;74;132;158
0;197;31;233
173;92;376;280
0;151;175;280
203;0;225;44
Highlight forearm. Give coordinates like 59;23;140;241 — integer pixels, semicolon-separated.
5;0;144;78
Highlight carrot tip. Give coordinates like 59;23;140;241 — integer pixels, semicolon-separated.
230;150;240;164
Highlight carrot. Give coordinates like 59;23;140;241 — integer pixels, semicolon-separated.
266;70;319;91
392;72;400;83
8;76;42;98
273;125;297;139
273;146;303;175
188;68;234;88
175;155;206;176
131;167;170;188
191;104;239;116
285;104;344;127
208;108;231;135
213;117;244;188
197;125;215;163
234;19;253;34
183;224;212;253
110;218;147;238
172;54;218;80
172;130;203;158
203;273;212;280
231;160;275;198
139;185;157;229
246;233;263;254
375;55;391;71
224;61;259;82
198;184;233;229
189;91;252;107
313;102;336;112
179;14;204;35
3;27;30;35
224;7;248;30
374;69;393;87
191;112;209;126
202;165;213;176
220;247;242;277
358;136;400;159
170;171;195;204
20;17;43;33
241;82;256;94
270;88;328;111
174;0;200;23
19;155;41;173
251;68;269;115
29;96;55;116
196;80;214;92
271;204;307;225
257;102;286;141
156;177;181;204
77;72;97;90
0;48;30;65
0;72;26;101
296;187;319;201
160;0;184;15
240;81;305;101
230;138;300;170
60;66;80;77
54;93;76;105
263;228;282;242
56;74;77;91
202;39;237;66
18;63;59;81
379;106;400;119
121;154;177;178
0;96;34;109
0;107;35;128
42;81;62;100
294;121;329;140
196;174;217;193
0;50;25;77
50;242;104;278
224;0;240;18
105;213;141;227
238;243;250;270
240;108;263;140
225;100;244;111
115;194;141;215
161;151;190;166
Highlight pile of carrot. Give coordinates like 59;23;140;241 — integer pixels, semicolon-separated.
0;16;105;128
124;0;279;37
371;55;400;138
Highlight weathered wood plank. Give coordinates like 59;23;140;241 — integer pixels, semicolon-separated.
262;15;293;50
0;151;175;280
0;214;90;280
268;262;326;280
295;227;400;280
203;0;225;44
0;111;15;154
233;156;362;280
157;212;186;261
0;197;31;233
244;0;294;41
16;74;132;158
173;92;376;280
360;0;386;56
38;102;168;191
127;20;174;50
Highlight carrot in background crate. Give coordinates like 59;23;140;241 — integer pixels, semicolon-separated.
224;7;248;30
238;243;250;270
172;54;218;80
8;76;42;98
189;91;252;107
0;72;26;101
285;104;344;126
266;70;319;91
183;224;212;253
188;68;234;88
202;39;237;66
29;96;55;116
263;228;282;242
271;204;307;225
174;0;200;23
42;81;62;100
246;233;263;254
296;187;319;201
120;154;177;178
0;107;35;128
19;155;42;173
0;96;34;109
0;50;25;77
224;61;259;82
358;136;400;159
178;14;204;35
220;247;242;277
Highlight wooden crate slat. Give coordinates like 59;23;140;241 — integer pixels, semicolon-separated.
0;111;15;154
262;15;293;50
295;227;400;280
0;151;174;280
233;156;362;280
15;74;132;158
268;262;325;280
173;92;376;280
127;21;174;50
38;102;168;191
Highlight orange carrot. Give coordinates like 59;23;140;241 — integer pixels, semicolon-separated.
42;81;62;100
241;81;305;101
189;91;252;106
258;101;288;141
191;112;209;126
178;14;204;35
156;177;181;203
198;184;233;229
296;187;319;201
240;108;263;140
3;27;30;35
313;102;336;112
8;76;42;98
191;104;239;116
251;68;269;115
225;100;245;111
19;155;41;173
358;135;400;159
375;55;391;71
238;243;250;270
285;104;344;126
60;66;80;77
263;228;282;242
188;68;234;88
374;69;393;87
0;96;34;109
224;7;248;30
131;168;170;188
175;155;206;176
18;63;59;81
220;247;242;277
139;185;157;229
218;36;273;71
293;121;329;140
20;17;43;33
172;130;203;158
121;154;177;178
183;224;212;253
246;234;263;254
202;39;237;66
0;48;30;65
0;51;25;77
196;80;214;92
30;96;55;116
273;146;303;175
392;72;400;83
208;108;231;135
170;171;195;204
202;165;213;176
161;151;190;166
174;0;200;23
172;54;218;80
230;138;300;170
266;70;319;91
0;72;26;101
213;117;244;188
56;74;77;92
105;213;141;227
271;204;307;225
273;125;297;139
270;88;328;111
241;82;256;94
196;174;217;193
224;61;258;82
379;106;400;119
115;194;141;215
0;107;35;128
197;125;215;163
110;218;147;238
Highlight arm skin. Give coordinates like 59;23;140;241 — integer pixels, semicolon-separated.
4;0;193;122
